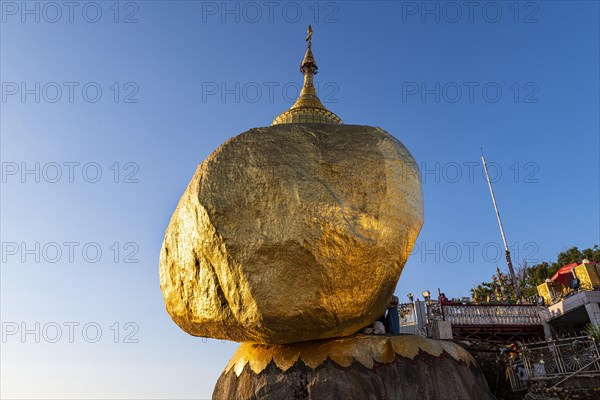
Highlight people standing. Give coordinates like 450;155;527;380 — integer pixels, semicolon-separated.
386;295;400;335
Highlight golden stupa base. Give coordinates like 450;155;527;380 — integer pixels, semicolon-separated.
225;333;475;375
213;334;493;400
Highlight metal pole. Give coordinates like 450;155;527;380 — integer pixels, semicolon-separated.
481;148;522;303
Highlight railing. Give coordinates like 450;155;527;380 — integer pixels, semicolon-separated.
397;300;545;341
507;335;600;391
506;359;528;391
442;304;543;326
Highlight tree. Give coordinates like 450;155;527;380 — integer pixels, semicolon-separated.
470;245;600;303
471;281;496;303
581;245;600;263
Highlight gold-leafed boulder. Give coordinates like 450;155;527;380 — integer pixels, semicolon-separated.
159;123;423;344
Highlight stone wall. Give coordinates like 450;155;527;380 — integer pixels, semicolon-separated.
526;376;600;400
468;348;600;400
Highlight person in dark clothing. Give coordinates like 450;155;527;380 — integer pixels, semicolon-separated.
386;295;400;335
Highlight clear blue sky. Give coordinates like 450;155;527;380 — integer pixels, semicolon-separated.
1;1;599;398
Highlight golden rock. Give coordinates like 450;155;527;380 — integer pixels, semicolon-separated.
159;124;423;344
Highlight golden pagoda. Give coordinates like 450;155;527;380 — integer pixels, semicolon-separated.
272;25;342;125
159;25;495;399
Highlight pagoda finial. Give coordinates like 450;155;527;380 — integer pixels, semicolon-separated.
300;28;318;76
271;26;342;125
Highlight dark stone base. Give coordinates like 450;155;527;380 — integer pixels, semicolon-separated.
526;376;600;400
213;351;493;400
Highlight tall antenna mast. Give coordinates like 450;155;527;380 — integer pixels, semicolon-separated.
481;148;522;303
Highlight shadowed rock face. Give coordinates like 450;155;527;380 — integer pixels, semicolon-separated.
159;124;424;344
213;352;493;400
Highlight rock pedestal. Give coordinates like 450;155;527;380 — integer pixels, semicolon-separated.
213;335;493;400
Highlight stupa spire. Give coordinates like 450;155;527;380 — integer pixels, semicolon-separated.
272;25;343;125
